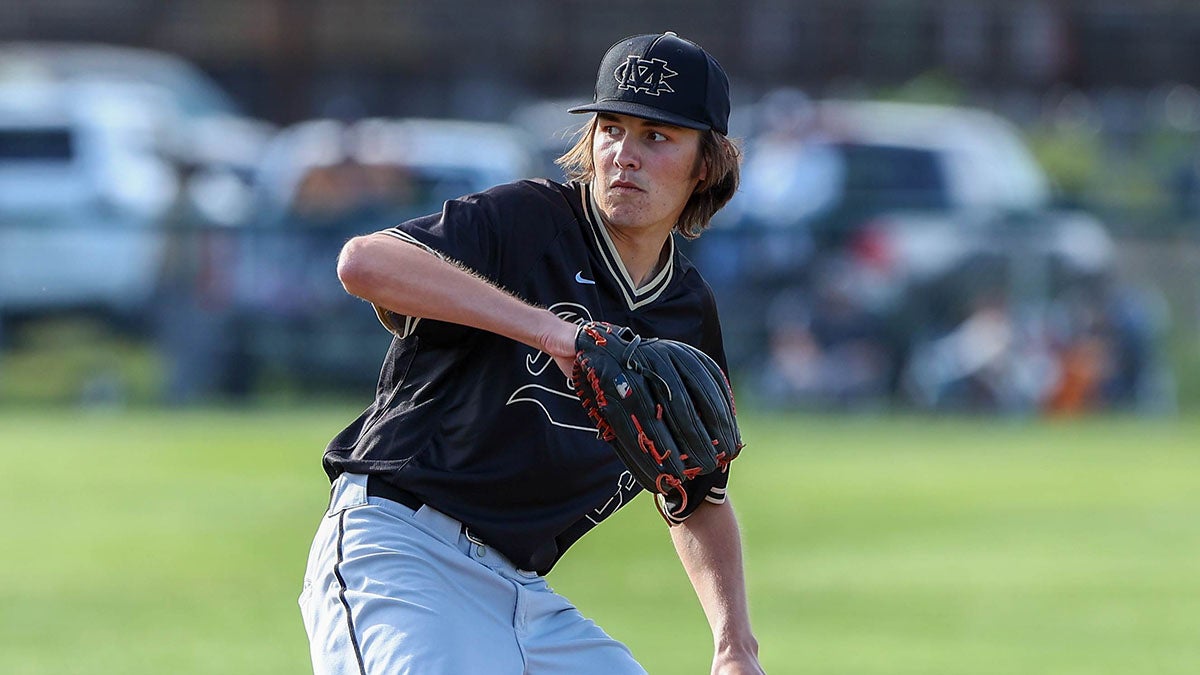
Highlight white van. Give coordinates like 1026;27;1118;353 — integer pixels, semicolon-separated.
0;80;177;317
0;43;246;320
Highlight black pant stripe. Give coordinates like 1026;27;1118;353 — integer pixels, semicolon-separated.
334;511;368;675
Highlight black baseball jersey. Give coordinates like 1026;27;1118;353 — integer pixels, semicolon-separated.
323;178;733;574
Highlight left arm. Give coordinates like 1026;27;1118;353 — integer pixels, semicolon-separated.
670;498;765;674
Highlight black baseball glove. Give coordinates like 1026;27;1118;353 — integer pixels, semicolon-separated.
572;321;743;518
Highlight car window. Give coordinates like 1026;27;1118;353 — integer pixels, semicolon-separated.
837;143;950;212
0;128;73;160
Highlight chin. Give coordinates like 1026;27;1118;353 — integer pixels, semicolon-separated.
600;205;644;228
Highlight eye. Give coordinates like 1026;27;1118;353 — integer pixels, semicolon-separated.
648;131;668;142
600;124;623;138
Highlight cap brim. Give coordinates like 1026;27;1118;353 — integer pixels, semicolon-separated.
567;101;709;131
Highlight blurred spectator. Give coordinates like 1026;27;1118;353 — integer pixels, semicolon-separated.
740;88;844;230
898;276;1173;417
1044;279;1175;415
728;89;843;283
152;116;274;403
154;155;244;403
757;257;892;410
903;291;1059;414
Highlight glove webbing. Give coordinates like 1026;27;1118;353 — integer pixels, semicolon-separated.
575;359;615;441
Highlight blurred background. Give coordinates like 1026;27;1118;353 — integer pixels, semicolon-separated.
1;0;1198;416
4;4;1200;675
2;0;1199;416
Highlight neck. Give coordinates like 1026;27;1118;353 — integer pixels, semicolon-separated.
602;222;672;288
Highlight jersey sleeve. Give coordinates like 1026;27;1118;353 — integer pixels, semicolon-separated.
371;181;562;337
654;467;731;525
373;226;445;337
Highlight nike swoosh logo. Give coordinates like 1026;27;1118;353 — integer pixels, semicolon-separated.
575;271;596;285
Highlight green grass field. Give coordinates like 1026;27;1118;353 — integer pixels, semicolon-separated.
1;407;1198;674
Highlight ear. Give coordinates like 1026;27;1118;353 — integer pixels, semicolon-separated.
691;138;708;190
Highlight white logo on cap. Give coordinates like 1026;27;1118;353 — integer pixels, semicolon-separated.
613;56;677;96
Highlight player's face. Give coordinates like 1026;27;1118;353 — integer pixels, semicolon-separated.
591;113;706;236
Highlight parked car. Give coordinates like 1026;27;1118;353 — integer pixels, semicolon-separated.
214;117;535;392
0;79;178;321
704;97;1113;299
687;95;1122;409
0;43;256;327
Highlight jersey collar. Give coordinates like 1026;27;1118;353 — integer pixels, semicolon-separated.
580;182;675;311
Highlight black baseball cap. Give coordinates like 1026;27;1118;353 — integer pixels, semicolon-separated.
569;32;730;135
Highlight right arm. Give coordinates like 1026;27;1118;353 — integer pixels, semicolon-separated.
338;232;578;374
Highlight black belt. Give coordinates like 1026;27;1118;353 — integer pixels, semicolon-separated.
365;475;488;551
365;475;424;512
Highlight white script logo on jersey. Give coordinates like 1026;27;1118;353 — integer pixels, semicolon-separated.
505;302;597;434
586;470;640;524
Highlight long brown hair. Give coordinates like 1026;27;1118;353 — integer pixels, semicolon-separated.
555;117;742;239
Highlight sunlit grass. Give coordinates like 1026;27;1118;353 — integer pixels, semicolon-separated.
1;408;1197;674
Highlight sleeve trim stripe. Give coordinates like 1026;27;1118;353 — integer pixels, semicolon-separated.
380;228;444;259
655;493;686;524
374;305;421;338
655;491;728;524
373;229;442;337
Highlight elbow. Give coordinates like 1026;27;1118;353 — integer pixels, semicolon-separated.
337;235;382;299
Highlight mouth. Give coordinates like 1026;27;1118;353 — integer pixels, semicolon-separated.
609;179;642;194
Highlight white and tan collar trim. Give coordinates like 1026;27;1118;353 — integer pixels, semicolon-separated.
582;184;675;311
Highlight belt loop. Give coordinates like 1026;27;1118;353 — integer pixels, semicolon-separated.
464;527;488;559
412;505;469;547
327;473;369;517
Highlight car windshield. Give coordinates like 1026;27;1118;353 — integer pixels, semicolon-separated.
734;136;956;230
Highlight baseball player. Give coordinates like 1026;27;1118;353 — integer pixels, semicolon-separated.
300;32;764;674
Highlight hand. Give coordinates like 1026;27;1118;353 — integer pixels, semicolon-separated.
534;312;580;378
554;352;577;379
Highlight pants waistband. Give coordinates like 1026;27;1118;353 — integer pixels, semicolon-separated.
365;475;425;512
364;475;486;549
353;473;536;577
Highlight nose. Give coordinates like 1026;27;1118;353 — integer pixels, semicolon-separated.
612;137;640;171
